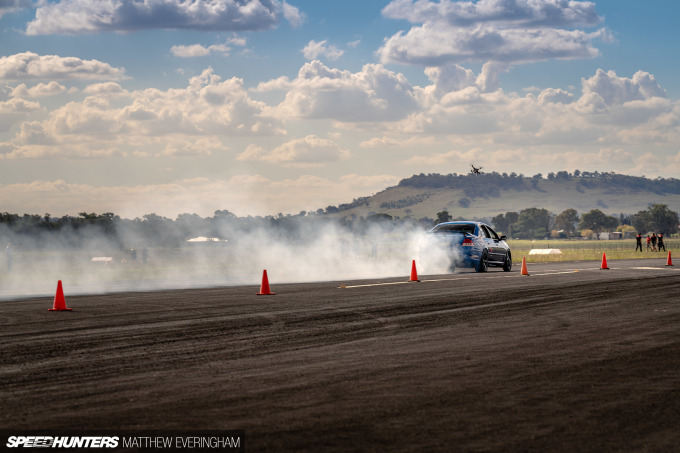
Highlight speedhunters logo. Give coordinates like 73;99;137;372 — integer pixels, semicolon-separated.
1;431;244;452
6;436;119;448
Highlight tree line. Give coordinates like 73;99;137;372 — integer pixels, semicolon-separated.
0;210;421;250
397;170;680;195
1;203;677;250
486;204;678;239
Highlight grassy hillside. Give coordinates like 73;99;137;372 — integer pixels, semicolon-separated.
330;173;680;221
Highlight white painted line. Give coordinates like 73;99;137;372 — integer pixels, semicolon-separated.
340;277;470;289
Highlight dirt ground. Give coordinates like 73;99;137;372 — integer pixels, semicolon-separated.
1;260;679;452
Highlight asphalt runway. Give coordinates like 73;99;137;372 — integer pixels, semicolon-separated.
1;258;679;452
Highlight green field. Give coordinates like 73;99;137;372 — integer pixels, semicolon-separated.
508;238;677;263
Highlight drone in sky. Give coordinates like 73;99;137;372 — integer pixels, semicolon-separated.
470;165;483;175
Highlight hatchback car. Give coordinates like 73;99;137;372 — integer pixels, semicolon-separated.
420;221;512;273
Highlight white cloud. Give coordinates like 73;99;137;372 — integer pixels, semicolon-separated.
0;98;43;115
171;44;213;58
581;69;666;106
82;82;126;95
26;0;304;35
258;60;419;122
382;0;602;28
0;67;283;159
378;0;608;66
0;52;126;81
368;64;680;162
0;98;43;132
170;37;247;58
237;135;349;166
378;22;607;66
538;88;574;104
302;40;344;61
10;81;68;98
282;0;305;28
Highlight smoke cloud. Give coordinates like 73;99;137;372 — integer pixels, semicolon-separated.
0;214;454;301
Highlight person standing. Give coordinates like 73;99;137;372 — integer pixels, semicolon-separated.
646;235;651;252
658;233;666;252
651;233;658;252
635;233;643;252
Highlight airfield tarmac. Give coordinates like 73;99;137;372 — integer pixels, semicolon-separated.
1;258;679;452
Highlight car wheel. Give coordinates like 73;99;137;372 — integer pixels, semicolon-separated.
475;250;488;273
503;252;512;272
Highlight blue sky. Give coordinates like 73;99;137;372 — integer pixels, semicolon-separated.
1;0;679;218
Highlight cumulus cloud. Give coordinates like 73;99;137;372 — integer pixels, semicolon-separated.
581;69;666;105
0;67;282;159
82;82;127;95
372;65;679;159
237;135;350;166
26;0;304;35
10;82;68;98
538;87;574;104
378;0;608;66
171;37;247;58
0;52;126;81
256;60;419;122
0;98;43;132
0;99;43;115
382;0;602;28
302;40;344;61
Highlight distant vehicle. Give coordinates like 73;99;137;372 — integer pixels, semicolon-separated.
420;221;512;273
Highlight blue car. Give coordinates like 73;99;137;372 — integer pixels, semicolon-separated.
421;221;512;273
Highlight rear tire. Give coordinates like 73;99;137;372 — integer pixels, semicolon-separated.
503;252;512;272
475;250;488;273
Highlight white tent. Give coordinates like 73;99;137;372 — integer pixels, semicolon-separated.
528;249;562;255
186;237;227;244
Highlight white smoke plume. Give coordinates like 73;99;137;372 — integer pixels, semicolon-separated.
0;215;455;300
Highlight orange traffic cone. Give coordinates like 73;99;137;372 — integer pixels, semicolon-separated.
256;270;275;295
48;280;72;311
409;260;420;282
666;251;673;266
520;257;529;276
600;252;609;270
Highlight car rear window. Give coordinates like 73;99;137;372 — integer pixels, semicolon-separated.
431;223;475;234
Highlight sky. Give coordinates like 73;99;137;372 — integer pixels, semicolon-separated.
1;0;679;218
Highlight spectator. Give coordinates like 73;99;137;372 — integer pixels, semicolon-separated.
646;235;651;252
651;233;658;252
635;233;643;252
658;233;666;252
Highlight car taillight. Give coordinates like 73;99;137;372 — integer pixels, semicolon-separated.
461;237;474;246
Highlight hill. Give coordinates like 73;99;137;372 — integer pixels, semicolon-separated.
329;171;680;221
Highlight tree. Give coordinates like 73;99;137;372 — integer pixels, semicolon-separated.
491;211;519;235
553;208;579;238
514;208;551;238
631;210;650;233
436;210;452;224
579;209;619;237
633;204;679;234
